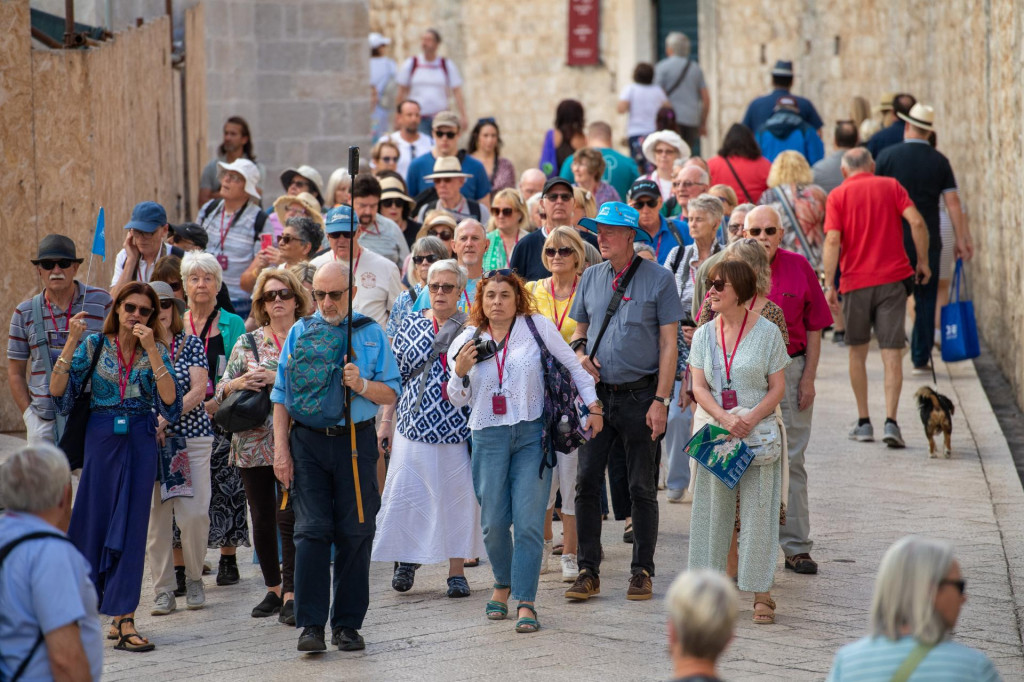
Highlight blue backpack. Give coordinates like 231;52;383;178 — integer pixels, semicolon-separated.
283;314;373;428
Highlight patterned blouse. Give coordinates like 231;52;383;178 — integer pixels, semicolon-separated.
392;312;470;444
386;284;423;340
592;181;621;208
488;157;517;194
216;329;282;468
54;333;181;422
167;332;214;438
483;228;528;272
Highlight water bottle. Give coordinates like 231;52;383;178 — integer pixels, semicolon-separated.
557;414;572;435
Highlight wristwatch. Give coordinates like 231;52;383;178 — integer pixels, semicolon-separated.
590;399;604;411
570;338;587;353
654;395;671;407
822;285;833;293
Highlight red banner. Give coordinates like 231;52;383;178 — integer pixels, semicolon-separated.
567;0;600;66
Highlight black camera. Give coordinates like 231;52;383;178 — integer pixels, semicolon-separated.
473;338;498;362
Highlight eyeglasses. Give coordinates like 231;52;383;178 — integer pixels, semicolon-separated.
412;254;441;265
428;229;453;241
378;156;399;163
122;302;154;318
380;198;405;209
427;283;457;293
261;289;296;302
168;280;183;291
672;181;706;190
130;228;159;239
494;207;516;217
544;247;575;258
312;289;349;301
940;579;966;595
484;269;514;279
704;278;729;293
727;223;745;234
159;300;176;310
37;259;76;270
435;130;457;139
289;179;311;190
631;198;659;210
746;227;779;237
278;234;308;246
544;192;573;203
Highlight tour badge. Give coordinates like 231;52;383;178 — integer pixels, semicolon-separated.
360;272;377;289
491;393;507;415
441;383;449;402
113;415;129;435
721;388;738;410
216;253;229;270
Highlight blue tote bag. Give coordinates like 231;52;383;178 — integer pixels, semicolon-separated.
940;259;980;362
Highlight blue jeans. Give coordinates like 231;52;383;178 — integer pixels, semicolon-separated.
471;418;551;603
663;380;693;492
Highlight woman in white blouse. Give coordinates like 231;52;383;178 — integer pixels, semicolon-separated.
447;270;602;634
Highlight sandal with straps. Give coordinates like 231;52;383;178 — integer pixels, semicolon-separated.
114;617;155;652
486;584;510;621
515;603;539;633
752;596;776;625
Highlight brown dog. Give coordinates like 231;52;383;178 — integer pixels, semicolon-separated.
915;386;954;458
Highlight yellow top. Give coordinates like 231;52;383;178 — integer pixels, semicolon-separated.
528;277;579;344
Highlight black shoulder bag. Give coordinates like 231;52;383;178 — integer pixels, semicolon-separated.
215;332;272;433
58;335;106;470
587;256;643;363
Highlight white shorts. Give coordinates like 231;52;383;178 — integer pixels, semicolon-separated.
23;407;56;445
547;448;578;516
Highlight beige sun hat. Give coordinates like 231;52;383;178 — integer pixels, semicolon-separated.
897;103;935;131
424;156;472;181
379;176;414;204
273;192;325;230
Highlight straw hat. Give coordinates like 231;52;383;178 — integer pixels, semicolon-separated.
273;192;325;231
897;103;935;131
424;156;471;180
380;176;414;205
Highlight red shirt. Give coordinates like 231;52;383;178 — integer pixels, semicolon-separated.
824;172;915;293
708;155;772;204
768;248;834;356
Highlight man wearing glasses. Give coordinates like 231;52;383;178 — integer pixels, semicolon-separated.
9;235;112;444
310;206;402;328
405;111;491;202
629;179;687;264
510;177;599;281
110;201;181;296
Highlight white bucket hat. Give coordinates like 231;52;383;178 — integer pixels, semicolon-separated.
424;156;472;180
641;130;691;165
218;159;262;200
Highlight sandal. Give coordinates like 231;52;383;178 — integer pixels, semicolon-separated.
486;584;510;621
514;603;539;633
752;596;776;625
107;618;119;640
464;557;480;568
552;543;564;556
114;617;155;652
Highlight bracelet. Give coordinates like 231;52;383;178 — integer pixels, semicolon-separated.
381;419;393;424
55;356;71;367
356;377;369;396
154;368;170;381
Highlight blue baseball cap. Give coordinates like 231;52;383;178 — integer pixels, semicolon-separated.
577;201;651;243
324;205;357;234
124;201;168;233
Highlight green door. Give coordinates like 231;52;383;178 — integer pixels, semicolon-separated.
655;0;699;60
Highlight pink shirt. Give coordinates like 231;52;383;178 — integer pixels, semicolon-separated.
768;248;833;356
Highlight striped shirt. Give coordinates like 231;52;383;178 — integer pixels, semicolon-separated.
8;283;112;420
196;200;271;303
827;636;1002;682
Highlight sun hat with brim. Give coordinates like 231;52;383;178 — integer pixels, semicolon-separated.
124;201;168;233
424;156;471;180
218;159;262;200
771;60;794;77
324;205;357;234
642;130;691;165
273;192;325;231
577;201;651;243
424;213;458;231
32;234;83;264
380;176;414;204
897;103;935;131
873;92;895;114
280;165;324;202
149;280;186;314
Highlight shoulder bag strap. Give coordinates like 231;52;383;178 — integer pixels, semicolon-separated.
665;58;693;98
588;256;642;362
723;157;754;203
889;642;936;682
412;314;467;411
30;293;68;438
663;219;686;260
85;333;105;386
775;187;820;270
247;332;260;365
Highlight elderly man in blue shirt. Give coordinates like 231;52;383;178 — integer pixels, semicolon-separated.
271;260;401;654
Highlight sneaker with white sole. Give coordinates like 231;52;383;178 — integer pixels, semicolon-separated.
848;422;874;442
882;421;905;448
185;579;206;610
561;554;579;582
540;539;553;575
666;488;685;503
151;591;176;616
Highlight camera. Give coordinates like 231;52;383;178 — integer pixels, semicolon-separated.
473;338;498;362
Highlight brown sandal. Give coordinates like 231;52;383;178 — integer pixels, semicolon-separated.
752;596;776;624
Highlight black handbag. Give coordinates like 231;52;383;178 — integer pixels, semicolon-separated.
214;333;272;433
58;334;106;470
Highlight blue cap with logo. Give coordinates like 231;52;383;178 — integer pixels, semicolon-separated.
577;201;650;243
324;205;356;234
124;201;168;233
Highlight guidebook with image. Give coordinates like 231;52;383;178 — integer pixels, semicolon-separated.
684;423;754;489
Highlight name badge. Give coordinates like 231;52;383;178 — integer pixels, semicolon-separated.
441;383;449;402
721;389;738;410
491;393;507;415
113;415;129;434
216;253;229;270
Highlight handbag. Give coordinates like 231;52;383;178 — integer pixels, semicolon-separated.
214;333;272;433
940;259;980;362
57;334;106;470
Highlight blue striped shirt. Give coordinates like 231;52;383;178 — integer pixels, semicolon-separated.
827;636;1002;682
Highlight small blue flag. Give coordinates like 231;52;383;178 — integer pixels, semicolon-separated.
91;208;105;261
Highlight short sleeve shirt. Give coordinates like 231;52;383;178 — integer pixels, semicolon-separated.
768;249;834;355
875;139;957;237
196;200;272;303
394;55;464;117
570;257;685;384
654;55;708;127
167;332;214;438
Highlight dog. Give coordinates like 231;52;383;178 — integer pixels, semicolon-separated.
914;386;954;458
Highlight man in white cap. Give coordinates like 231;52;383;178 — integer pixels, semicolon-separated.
197;116;266;207
414;157;489;224
742;60;823;135
369;32;397;140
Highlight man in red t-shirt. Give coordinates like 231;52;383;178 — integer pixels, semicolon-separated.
822;148;929;449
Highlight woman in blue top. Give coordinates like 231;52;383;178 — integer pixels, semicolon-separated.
51;281;181;652
827;536;1001;682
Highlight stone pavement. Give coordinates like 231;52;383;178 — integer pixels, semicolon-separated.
2;337;1023;681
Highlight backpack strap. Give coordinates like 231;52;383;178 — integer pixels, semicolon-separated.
198;199;223;226
588;256;642;363
30;293;67;438
663;219;686;269
253;207;268;242
466;199;481;221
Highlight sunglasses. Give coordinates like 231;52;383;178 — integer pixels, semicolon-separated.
631;198;659;209
428;229;453;241
484;269;514;279
327;231;356;240
278;234;308;246
544;192;573;203
159;299;176;310
427;283;457;293
544;247;574;258
940;579;966;595
435;130;458;139
289;180;311;190
412;254;441;265
262;289;296;302
378;156;399;163
312;288;349;301
746;227;779;237
704;278;729;293
380;198;406;209
672;181;705;190
37;259;76;270
494;207;516;217
122;302;154;318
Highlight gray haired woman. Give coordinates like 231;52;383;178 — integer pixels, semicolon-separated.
386;236;450;341
827;536;1000;681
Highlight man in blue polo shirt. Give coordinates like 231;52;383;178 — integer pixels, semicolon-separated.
405;111;490;201
742;60;823;134
629;179;689;264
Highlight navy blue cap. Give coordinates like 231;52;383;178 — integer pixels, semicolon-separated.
124;201;167;232
577;202;650;243
542;176;573;196
627;178;661;201
324;205;356;234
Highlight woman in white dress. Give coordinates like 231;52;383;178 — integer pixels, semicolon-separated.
373;260;485;598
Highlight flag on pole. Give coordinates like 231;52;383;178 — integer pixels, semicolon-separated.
91;208;106;261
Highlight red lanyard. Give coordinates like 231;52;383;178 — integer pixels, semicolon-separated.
654;231;664;257
340;248;362;274
549;276;578;331
719;310;749;387
490;326;511;389
44;295;70;332
611;260;633;290
114;335;138;402
432;317;449;373
462;289;471;310
218;207;233;252
748;294;757;310
270;331;282;353
189;313;210;354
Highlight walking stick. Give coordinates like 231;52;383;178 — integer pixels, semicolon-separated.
345;146;365;524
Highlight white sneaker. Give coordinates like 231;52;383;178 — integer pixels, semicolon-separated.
540;539;553;574
561;554;579;582
151;591;176;616
185;579;206;610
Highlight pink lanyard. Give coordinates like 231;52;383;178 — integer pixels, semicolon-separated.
114;335;138;402
491;327;511;389
44;295;70;332
719;310;749;387
549;276;578;331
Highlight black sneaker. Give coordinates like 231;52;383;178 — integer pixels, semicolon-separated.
173;566;187;597
297;625;326;652
391;562;418;592
279;599;295;625
216;555;239;586
446;575;471;598
251;591;283;618
331;626;365;651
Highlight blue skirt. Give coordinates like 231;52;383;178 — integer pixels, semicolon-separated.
68;412;158;615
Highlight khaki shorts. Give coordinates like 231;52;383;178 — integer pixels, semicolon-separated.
842;281;908;348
